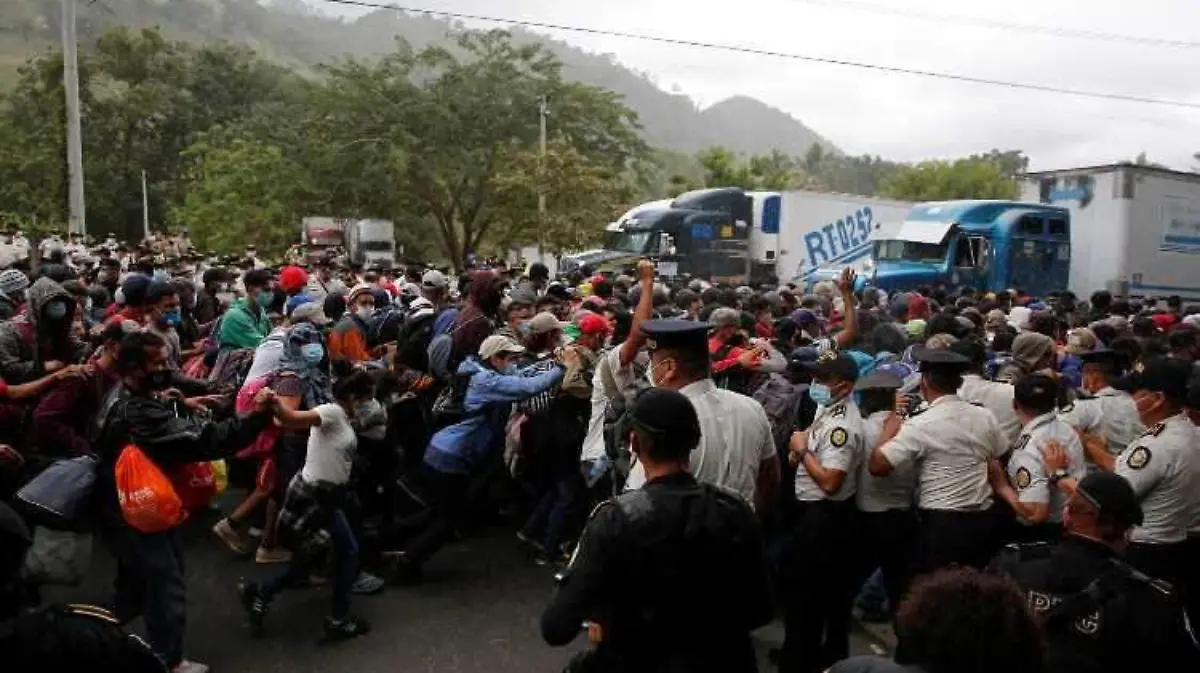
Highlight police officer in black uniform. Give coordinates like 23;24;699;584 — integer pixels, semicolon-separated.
541;387;774;673
991;472;1200;673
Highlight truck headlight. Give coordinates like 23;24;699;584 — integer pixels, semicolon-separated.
862;257;874;271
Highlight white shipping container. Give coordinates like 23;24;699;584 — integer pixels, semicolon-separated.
749;191;912;282
1020;165;1200;301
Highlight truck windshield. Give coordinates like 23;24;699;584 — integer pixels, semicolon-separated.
875;240;947;262
359;241;393;252
609;231;653;254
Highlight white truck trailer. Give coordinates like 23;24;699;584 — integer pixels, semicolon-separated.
1021;164;1200;302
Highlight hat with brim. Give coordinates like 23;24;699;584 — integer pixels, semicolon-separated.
289;302;330;326
1112;357;1191;400
809;352;860;382
854;369;903;391
479;334;526;360
530;311;570;334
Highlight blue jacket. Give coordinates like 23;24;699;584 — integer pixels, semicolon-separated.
424;357;565;475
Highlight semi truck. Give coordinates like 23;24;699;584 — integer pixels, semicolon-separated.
1021;164;1200;302
565;188;912;285
300;216;397;268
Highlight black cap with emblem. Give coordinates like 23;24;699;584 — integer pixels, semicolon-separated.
809;351;860;383
854;369;903;392
628;388;702;461
640;319;711;356
1075;471;1144;528
911;345;971;374
1112;356;1192;403
1077;347;1129;376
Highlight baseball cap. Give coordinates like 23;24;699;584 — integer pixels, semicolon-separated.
1011;332;1055;372
709;307;741;329
576;313;610;336
421;269;448;289
120;274;152;306
530;311;569;334
508;289;537;308
1075;471;1143;528
627;388;702;450
478;334;526;360
279;266;308;293
789;308;820;327
0;269;29;296
1014;373;1059;410
289;301;330;326
1113;357;1192;401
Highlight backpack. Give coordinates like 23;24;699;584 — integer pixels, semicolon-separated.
395;312;436;372
598;351;649;488
752;374;808;454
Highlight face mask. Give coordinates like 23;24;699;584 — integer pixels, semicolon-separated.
256;290;273;309
161;309;182;327
809;382;833;407
1133;391;1162;420
145;369;172;391
356;306;374;321
84;298;93;313
646;359;671;388
300;343;324;364
43;301;69;322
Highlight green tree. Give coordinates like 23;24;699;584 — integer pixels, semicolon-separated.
880;157;1018;201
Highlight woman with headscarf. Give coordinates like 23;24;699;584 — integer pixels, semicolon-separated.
253;323;333;564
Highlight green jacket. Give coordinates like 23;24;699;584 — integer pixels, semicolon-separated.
218;299;272;350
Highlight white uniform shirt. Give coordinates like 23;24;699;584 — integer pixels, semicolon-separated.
958;374;1022;447
856;410;915;513
1116;413;1200;544
795;397;863;503
625;379;775;506
880;395;1007;512
1058;387;1144;468
1006;412;1086;524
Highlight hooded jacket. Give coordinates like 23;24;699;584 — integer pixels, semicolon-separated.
424;357;564;475
0;278;86;383
450;271;502;368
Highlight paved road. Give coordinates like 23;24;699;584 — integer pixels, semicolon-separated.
46;506;884;672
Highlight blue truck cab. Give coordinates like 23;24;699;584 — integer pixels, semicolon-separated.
868;201;1072;296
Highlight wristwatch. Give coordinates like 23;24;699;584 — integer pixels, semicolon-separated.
1049;468;1069;484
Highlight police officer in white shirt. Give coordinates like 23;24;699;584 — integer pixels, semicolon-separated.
1057;348;1143;472
953;339;1022;446
852;367;917;615
870;347;1008;576
628;318;779;511
782;351;864;673
1042;357;1200;602
991;373;1086;543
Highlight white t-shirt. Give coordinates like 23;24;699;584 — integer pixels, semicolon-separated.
301;403;358;486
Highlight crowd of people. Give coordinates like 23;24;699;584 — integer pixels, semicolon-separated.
0;228;1199;673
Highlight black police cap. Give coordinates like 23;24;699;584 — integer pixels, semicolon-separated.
854;369;903;392
1112;357;1192;401
628;388;701;446
640;319;711;354
810;351;860;383
1076;471;1143;528
1077;347;1128;374
911;345;970;370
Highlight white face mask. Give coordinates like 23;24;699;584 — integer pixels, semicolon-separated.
355;306;374;321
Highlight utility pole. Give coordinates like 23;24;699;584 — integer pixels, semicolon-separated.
537;95;549;257
141;170;150;241
62;0;86;237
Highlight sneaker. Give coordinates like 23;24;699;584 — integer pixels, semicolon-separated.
212;518;248;555
349;571;385;595
532;552;551;567
172;660;210;673
323;614;371;641
516;529;537;549
238;581;270;637
248;526;264;538
255;547;292;564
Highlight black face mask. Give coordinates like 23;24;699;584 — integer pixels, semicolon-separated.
144;370;172;391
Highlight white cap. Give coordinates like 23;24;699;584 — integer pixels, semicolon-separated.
422;269;449;289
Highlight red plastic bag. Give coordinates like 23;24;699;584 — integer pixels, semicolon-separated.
168;462;217;510
115;444;186;533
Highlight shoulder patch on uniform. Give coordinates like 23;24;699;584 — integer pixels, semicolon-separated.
1141;422;1166;438
1013;435;1031;454
1015;466;1032;489
1126;445;1152;470
830;427;848;447
829;404;847;419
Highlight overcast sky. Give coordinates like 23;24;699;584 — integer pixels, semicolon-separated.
313;0;1200;171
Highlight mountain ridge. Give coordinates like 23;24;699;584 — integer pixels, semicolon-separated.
0;0;838;158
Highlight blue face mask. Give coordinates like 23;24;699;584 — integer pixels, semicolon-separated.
503;363;520;375
808;382;833;407
161;309;182;327
300;343;324;364
256;290;273;309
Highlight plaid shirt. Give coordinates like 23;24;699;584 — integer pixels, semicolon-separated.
276;475;345;560
516;355;562;416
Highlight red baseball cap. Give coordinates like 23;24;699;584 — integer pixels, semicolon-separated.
280;266;308;293
577;313;611;336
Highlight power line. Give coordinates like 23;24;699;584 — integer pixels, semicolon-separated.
788;0;1200;49
315;0;1200;110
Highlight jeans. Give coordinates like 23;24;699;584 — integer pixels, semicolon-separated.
113;527;187;667
404;465;470;567
260;507;358;619
521;472;582;556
